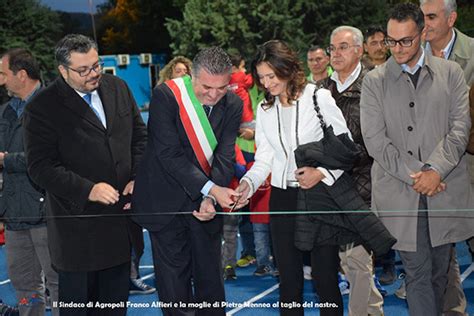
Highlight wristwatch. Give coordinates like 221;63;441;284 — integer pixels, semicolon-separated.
421;163;433;172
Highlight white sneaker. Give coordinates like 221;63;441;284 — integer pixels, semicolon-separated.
303;265;312;280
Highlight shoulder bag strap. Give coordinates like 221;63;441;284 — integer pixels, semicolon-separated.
312;86;327;131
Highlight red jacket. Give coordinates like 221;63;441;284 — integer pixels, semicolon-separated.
229;71;254;123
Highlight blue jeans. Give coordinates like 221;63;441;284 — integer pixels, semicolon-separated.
253;223;273;268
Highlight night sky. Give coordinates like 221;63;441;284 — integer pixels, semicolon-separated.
40;0;107;13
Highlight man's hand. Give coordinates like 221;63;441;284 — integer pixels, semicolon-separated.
122;180;134;210
88;182;119;205
295;167;325;189
436;182;447;194
239;128;255;140
209;185;242;209
410;170;442;196
193;197;216;221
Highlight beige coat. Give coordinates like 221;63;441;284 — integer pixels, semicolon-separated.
360;54;473;252
450;28;474;86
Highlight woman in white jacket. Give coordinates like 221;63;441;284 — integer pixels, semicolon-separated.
234;40;350;316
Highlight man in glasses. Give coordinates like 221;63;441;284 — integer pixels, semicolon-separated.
322;25;384;316
420;3;474;312
23;34;147;315
394;5;471;312
0;48;58;316
361;3;473;316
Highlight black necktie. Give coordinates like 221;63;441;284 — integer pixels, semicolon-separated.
203;105;211;117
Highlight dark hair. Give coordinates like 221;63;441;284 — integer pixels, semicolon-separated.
228;50;243;68
3;48;41;80
307;45;328;56
55;34;98;66
389;3;425;32
192;47;232;77
251;40;306;108
364;25;386;42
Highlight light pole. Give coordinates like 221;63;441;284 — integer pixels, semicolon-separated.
88;0;98;47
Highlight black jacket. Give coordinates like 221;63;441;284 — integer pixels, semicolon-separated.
323;66;373;205
294;136;396;257
23;74;147;271
132;82;242;233
0;99;45;231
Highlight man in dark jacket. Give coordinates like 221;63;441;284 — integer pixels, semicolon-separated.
132;47;242;315
323;25;385;315
23;35;147;315
0;48;58;316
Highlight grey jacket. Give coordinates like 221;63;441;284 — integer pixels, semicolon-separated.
450;28;474;86
360;54;473;251
0;100;45;231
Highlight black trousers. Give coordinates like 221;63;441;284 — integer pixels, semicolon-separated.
270;186;343;316
149;215;225;316
57;261;130;316
128;218;145;279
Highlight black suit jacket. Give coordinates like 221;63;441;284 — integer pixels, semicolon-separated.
23;74;147;271
132;83;242;232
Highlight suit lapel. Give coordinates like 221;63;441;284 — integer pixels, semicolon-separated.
208;95;226;132
57;77;105;132
97;76;117;132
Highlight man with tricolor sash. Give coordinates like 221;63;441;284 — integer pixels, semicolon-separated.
132;47;243;315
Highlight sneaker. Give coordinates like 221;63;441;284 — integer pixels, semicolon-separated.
236;255;256;268
223;265;237;280
379;264;397;285
338;273;350;296
0;301;19;316
44;288;51;311
272;268;280;278
303;265;312;280
373;275;387;297
129;278;156;295
254;265;273;277
395;280;406;300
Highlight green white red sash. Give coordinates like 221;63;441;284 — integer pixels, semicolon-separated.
165;75;217;175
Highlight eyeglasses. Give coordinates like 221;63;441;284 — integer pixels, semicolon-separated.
384;34;421;47
64;61;104;77
326;43;360;54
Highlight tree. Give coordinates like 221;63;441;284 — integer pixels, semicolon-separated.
0;0;62;83
97;0;183;55
456;1;474;36
165;0;310;61
301;0;390;47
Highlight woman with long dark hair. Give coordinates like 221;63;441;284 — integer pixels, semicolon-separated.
234;40;347;316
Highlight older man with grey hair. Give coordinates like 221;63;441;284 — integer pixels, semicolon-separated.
421;0;473;85
322;25;384;316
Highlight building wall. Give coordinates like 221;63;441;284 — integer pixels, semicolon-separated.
101;54;166;109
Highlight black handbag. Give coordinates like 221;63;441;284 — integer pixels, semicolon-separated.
294;88;360;171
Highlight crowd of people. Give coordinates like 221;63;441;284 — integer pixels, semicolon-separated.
0;0;473;316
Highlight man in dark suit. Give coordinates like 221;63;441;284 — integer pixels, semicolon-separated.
132;47;242;315
23;34;147;315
